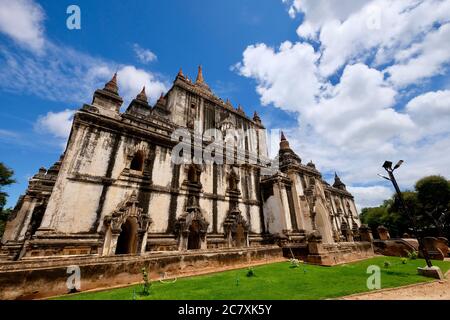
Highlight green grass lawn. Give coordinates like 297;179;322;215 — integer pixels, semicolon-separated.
55;257;450;300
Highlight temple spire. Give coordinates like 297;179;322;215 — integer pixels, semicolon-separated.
333;172;346;190
196;65;204;84
280;131;290;150
253;111;262;124
177;67;184;78
104;73;119;95
136;86;148;103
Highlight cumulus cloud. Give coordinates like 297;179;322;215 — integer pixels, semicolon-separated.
347;186;393;211
386;23;450;87
406;90;450;136
235;41;320;112
287;0;367;38
117;65;167;104
286;0;450;79
0;0;45;52
133;44;157;64
236;0;450;210
35;109;75;139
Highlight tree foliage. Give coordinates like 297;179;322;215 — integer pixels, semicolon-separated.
0;163;15;237
361;175;450;239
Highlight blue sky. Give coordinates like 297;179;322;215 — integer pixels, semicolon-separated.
1;0;450;210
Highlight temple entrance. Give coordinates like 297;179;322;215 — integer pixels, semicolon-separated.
115;218;138;255
234;224;246;248
187;221;201;250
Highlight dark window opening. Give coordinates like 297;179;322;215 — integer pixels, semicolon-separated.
188;221;201;250
188;165;200;184
130;152;144;171
115;218;138;255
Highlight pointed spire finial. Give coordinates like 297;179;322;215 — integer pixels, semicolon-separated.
280;131;291;150
196;65;204;84
104;73;119;95
136;86;148;103
253;111;261;123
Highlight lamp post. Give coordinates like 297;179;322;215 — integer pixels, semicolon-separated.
379;160;433;268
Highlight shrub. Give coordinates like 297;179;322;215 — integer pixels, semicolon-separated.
383;261;391;268
401;258;407;264
141;267;152;296
407;250;418;260
246;267;255;277
290;258;300;268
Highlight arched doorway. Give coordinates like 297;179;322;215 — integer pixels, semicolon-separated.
187;221;201;250
115;217;138;255
234;224;246;248
223;209;249;248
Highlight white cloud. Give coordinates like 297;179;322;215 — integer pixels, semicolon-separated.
0;1;168;107
306;64;415;149
347;186;393;210
117;65;167;104
0;128;19;138
236;0;450;210
286;0;450;78
133;44;157;64
0;42;112;103
405;90;450;136
286;0;367;38
386;23;450;87
0;0;45;52
35;109;75;139
0;42;168;106
235;41;320;112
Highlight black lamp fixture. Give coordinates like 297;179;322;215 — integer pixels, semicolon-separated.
379;160;433;268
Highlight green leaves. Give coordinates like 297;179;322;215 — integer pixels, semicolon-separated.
0;163;15;238
361;175;450;239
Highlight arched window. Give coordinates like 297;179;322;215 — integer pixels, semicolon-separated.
130;152;144;172
188;165;199;184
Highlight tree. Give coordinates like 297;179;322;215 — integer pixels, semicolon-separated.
360;199;400;237
361;175;450;240
0;163;15;237
389;191;420;236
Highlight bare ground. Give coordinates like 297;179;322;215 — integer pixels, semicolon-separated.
343;263;450;300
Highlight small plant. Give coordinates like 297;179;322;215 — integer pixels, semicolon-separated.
383;261;391;268
290;258;300;268
401;258;408;264
141;267;152;296
407;250;418;260
246;267;255;277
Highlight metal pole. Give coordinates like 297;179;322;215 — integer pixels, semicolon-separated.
385;168;433;268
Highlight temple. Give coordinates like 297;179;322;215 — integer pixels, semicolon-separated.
1;66;371;263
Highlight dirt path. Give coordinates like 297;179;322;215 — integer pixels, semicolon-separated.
343;274;450;300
